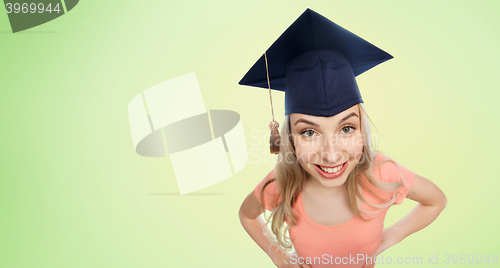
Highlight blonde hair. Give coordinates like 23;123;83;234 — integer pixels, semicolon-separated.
260;103;410;251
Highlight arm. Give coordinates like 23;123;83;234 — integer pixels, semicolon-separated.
390;173;447;240
239;192;310;268
365;174;447;266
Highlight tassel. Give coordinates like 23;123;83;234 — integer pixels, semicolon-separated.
264;51;280;154
269;120;280;154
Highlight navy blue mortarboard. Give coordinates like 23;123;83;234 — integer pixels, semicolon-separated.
239;8;393;117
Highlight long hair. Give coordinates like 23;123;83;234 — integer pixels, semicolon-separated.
259;103;410;251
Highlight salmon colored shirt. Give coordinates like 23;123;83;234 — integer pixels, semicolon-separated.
253;153;416;268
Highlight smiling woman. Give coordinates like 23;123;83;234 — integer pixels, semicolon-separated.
239;102;445;268
291;105;364;187
238;9;446;268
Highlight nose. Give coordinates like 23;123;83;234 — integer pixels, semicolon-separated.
320;134;345;164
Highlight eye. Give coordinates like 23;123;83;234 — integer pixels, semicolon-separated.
341;126;356;134
300;129;318;137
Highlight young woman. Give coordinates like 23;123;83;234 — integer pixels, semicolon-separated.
238;9;447;268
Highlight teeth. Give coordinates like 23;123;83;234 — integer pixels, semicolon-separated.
319;163;344;174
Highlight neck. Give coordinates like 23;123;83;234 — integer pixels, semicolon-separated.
303;175;346;197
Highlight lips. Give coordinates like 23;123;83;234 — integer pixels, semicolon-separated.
318;163;344;169
313;161;348;179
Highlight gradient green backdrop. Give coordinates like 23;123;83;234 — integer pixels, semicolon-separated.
1;1;499;267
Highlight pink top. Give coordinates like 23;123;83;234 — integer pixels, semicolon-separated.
253;153;416;268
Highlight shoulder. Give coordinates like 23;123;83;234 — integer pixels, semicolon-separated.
253;168;282;211
368;153;416;205
371;153;416;186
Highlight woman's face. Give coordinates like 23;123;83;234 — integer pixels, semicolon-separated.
290;105;364;189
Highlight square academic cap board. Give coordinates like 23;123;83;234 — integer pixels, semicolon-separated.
239;8;393;117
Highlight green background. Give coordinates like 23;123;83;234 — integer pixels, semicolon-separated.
1;0;499;267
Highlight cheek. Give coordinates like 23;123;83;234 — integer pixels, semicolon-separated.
294;142;319;163
347;134;364;159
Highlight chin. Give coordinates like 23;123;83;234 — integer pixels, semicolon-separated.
313;173;350;188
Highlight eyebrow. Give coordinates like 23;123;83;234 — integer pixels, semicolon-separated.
294;113;359;127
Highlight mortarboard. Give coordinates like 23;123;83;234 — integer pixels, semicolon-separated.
239;8;393;153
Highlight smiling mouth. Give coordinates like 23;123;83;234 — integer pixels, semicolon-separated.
316;161;347;174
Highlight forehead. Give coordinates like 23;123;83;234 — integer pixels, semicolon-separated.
290;105;360;123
